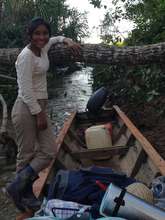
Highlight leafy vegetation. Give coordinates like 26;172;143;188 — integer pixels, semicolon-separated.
0;0;89;48
93;64;165;106
89;0;165;106
113;0;165;45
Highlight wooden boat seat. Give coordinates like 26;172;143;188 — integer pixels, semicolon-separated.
71;145;129;160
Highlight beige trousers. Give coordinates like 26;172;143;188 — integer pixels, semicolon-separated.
11;98;57;173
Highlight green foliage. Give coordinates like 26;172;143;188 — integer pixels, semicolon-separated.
108;0;165;45
0;23;23;48
89;0;102;8
100;10;124;45
93;64;165;106
62;8;89;42
91;0;165;45
0;0;89;47
91;0;165;106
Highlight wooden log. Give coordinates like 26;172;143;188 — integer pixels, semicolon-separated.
1;42;165;66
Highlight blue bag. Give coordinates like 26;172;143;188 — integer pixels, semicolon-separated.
47;166;135;218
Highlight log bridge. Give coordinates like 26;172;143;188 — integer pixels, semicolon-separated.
0;41;165;67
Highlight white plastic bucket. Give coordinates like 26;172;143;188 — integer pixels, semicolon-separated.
85;123;112;150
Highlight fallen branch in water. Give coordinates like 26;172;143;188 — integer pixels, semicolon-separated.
0;74;16;81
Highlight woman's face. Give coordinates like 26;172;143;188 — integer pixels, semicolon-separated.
31;24;49;49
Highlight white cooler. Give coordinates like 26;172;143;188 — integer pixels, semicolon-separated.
85;123;112;149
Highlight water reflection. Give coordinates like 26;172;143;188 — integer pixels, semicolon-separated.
48;66;93;133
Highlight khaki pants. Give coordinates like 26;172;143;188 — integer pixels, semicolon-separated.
11;98;57;173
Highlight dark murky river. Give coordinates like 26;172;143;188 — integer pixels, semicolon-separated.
48;66;93;132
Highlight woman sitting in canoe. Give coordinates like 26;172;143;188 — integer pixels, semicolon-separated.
6;17;81;211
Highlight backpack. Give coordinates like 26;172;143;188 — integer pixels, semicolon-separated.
47;166;135;218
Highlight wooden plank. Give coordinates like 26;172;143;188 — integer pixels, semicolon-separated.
68;128;86;147
113;105;165;175
63;141;73;153
113;123;126;143
130;148;146;177
114;126;133;149
71;145;129;159
33;112;76;198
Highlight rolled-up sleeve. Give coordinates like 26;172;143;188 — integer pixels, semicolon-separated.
16;53;41;115
44;36;65;52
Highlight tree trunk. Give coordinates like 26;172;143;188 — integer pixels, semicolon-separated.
0;42;165;66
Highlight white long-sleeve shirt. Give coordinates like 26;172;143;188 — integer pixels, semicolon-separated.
16;36;65;115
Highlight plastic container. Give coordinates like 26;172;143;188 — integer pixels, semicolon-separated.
100;183;165;220
85;123;112;149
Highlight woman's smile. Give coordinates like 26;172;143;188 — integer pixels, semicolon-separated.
31;24;49;49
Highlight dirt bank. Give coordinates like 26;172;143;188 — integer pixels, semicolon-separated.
121;96;165;159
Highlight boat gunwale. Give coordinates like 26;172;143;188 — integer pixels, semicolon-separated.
33;112;77;198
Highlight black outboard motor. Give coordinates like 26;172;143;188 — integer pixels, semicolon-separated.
86;87;108;114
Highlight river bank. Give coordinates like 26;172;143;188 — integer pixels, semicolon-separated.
124;97;165;160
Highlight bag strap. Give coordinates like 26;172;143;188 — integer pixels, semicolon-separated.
112;188;126;216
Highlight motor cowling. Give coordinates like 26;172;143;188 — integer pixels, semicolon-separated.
86;87;108;114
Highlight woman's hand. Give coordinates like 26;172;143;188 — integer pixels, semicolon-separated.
63;38;82;57
36;111;47;130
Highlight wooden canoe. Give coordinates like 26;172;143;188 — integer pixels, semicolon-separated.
17;105;165;219
34;105;165;195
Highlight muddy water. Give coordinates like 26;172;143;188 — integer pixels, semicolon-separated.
0;66;93;220
48;66;93;132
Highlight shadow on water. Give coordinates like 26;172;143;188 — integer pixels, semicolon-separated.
48;66;93;133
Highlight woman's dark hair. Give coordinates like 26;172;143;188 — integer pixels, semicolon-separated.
27;17;51;39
